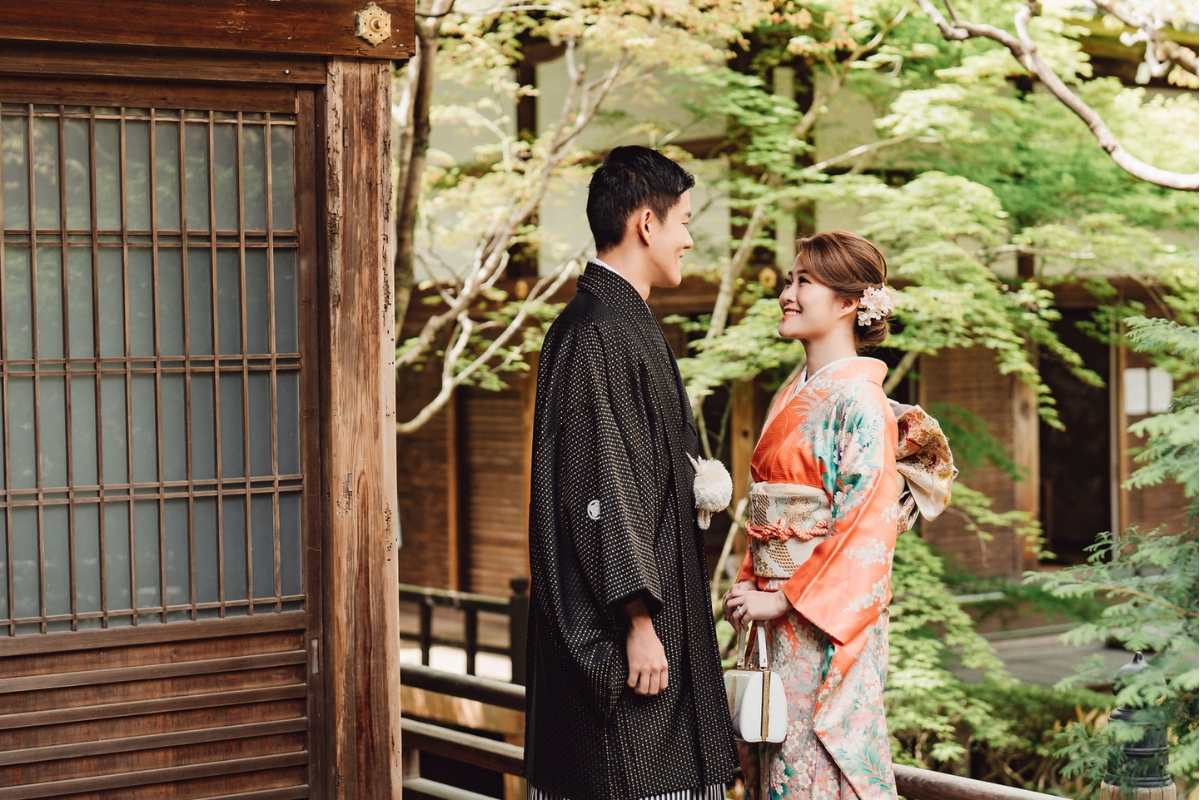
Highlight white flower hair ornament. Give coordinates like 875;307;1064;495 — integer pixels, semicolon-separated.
857;284;896;326
687;454;733;530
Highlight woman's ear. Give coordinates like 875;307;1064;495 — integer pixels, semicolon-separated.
837;295;860;321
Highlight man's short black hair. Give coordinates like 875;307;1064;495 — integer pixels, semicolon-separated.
586;146;695;254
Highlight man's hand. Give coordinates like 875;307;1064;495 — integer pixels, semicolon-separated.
624;597;668;696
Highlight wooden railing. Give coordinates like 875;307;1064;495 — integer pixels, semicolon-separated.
399;578;529;684
399;663;1062;800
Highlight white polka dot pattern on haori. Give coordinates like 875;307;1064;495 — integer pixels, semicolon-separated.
523;264;738;800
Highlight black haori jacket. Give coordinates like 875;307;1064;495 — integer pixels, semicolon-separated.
523;264;738;800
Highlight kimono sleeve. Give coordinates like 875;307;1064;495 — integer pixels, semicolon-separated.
554;323;663;617
780;389;898;654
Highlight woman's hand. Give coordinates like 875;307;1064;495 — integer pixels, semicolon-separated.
723;583;791;630
722;580;757;627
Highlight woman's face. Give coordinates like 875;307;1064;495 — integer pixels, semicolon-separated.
778;260;854;342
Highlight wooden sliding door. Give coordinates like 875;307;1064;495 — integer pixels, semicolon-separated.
0;81;323;798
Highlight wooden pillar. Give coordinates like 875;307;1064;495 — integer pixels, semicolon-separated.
729;383;757;564
1011;376;1041;571
319;58;403;798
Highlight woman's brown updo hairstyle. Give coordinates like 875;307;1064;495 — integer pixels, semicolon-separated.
794;230;890;349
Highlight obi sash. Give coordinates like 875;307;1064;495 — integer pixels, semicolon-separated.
746;482;833;579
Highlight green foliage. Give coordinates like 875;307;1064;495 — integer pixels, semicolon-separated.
886;532;1011;765
963;681;1113;795
1030;526;1199;793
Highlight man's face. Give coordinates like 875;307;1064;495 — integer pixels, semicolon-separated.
644;191;693;288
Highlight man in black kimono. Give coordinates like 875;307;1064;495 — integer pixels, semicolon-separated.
523;146;738;800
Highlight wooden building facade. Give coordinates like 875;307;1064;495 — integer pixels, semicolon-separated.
0;3;409;797
397;277;1188;594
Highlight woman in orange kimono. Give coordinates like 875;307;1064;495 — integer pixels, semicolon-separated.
722;231;954;800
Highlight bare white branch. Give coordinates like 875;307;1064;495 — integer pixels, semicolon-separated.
915;0;1199;191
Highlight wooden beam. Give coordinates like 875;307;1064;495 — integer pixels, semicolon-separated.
319;58;402;798
0;0;414;60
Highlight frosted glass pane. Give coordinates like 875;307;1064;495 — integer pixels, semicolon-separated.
194;496;218;604
126;120;151;230
280;492;302;596
223;494;247;601
251;494;274;599
100;375;127;484
9;377;36;490
12;508;38;619
39;376;68;489
249;372;272;476
161;373;186;482
164;498;188;607
1149;368;1173;414
213;124;237;231
71;377;98;486
155;122;180;230
131;374;158;484
44;505;70;616
274;250;297;353
156;249;184;356
97;248;125;358
277;371;300;475
134;501;160;609
95;120;120;230
5;246;33;360
270;126;294;231
1124;368;1148;416
35;247;64;359
64;118;91;230
190;373;216;480
217;250;241;354
242;125;267;231
2;116;29;229
245;249;269;353
128;248;154;357
184;123;210;232
32;118;59;230
187;248;213;355
67;248;94;358
104;502;131;610
75;503;101;614
219;372;244;479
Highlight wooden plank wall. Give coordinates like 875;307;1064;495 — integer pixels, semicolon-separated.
397;368;459;590
0;617;310;798
461;383;532;596
318;58;403;797
918;348;1031;579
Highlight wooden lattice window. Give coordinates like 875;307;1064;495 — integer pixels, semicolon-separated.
0;103;308;635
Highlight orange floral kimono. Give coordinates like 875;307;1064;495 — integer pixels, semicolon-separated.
735;357;954;800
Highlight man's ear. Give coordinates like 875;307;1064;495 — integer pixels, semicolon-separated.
634;208;654;247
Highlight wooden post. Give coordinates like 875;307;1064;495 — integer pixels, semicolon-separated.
319;58;403;798
729;382;757;565
1011;376;1041;572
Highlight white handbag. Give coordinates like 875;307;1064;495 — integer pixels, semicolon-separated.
723;623;788;743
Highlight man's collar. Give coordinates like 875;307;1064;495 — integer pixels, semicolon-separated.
578;261;655;319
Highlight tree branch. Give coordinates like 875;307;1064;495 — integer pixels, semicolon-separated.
882;349;921;397
915;0;1199;191
1090;0;1197;75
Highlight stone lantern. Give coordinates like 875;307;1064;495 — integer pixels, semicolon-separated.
1100;652;1177;800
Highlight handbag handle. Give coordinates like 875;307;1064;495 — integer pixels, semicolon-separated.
734;622;769;671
